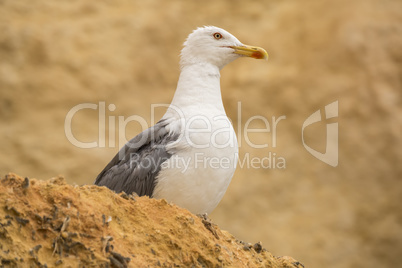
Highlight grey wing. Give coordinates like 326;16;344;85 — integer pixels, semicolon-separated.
94;119;179;197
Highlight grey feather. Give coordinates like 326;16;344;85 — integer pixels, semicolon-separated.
94;119;179;197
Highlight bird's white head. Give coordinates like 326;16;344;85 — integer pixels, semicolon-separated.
180;26;268;70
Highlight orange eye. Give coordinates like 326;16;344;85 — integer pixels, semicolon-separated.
213;32;223;39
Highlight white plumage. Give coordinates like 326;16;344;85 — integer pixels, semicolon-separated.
95;26;268;214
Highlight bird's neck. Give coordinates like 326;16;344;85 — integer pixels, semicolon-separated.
167;63;225;117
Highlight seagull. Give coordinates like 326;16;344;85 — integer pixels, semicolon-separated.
95;26;268;214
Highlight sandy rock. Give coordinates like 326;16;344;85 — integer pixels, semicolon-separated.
0;173;302;268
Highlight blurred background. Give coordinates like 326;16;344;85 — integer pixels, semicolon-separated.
1;0;401;267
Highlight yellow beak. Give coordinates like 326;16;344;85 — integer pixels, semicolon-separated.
230;44;268;60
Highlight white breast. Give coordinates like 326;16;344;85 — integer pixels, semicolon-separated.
153;111;238;214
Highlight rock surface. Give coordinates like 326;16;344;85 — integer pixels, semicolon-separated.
0;173;302;268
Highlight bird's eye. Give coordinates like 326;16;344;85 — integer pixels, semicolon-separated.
213;33;223;40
